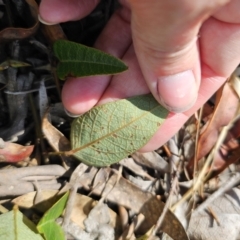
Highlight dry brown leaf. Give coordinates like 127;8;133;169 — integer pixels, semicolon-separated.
42;114;70;152
0;0;39;41
0;139;33;162
132;151;169;173
92;168;111;189
42;113;76;167
91;172;189;239
12;189;60;212
127;174;157;192
188;188;240;240
210;117;240;175
120;158;154;180
84;201;117;240
188;81;239;171
197;81;238;160
70;167;189;239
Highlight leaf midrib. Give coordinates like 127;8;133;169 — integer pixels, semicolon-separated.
72;104;161;153
59;59;124;68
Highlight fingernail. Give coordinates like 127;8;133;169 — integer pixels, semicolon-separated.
157;70;197;113
64;108;82;118
38;14;57;25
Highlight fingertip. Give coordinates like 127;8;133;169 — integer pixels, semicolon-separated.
156;70;198;113
39;0;64;24
39;0;100;24
38;14;57;25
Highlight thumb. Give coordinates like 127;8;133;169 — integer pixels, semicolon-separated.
128;0;227;112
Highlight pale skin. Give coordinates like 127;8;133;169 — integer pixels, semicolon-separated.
39;0;240;151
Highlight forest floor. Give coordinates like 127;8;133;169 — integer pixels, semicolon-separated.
0;1;240;240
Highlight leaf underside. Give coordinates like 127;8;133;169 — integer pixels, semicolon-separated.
71;94;169;167
53;40;128;80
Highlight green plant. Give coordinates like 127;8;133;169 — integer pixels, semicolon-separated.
53;40;169;167
0;192;69;240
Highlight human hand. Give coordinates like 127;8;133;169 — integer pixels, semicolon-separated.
39;0;240;151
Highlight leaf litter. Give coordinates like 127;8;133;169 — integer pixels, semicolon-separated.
1;1;240;240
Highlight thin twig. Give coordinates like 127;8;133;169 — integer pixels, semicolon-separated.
207;207;221;226
171;111;240;211
4;85;56;95
150;162;180;236
193;107;203;183
62;164;89;231
194;172;240;214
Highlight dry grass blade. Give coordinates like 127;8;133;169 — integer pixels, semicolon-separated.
188;81;239;171
172;105;240;212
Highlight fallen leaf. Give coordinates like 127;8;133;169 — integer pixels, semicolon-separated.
42;114;75;168
197;82;238;160
0;206;43;240
0;0;39;41
120;157;154;179
71;94;168;167
188;81;239;171
127;175;157;192
84;201;115;240
0;140;33;162
210;117;240;175
42;114;71;152
91;172;189;239
132;151;169;173
188;188;240;240
72;194;120;234
53;39;128;80
12;190;60;212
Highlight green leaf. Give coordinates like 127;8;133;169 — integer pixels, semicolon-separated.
0;207;44;240
37;191;69;240
53;40;128;80
71;94;168;167
0;59;31;71
9;60;31;68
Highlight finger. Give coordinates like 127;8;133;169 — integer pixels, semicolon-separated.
97;44;225;152
39;0;100;24
62;8;132;114
201;18;240;78
98;44;149;105
127;0;230;113
140;75;227;152
213;0;240;23
140;17;240;152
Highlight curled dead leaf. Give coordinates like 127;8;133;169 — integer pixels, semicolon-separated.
0;140;33;162
0;0;39;41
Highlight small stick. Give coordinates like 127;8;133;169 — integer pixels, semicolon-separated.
150;163;180;236
207;207;221;226
194;172;240;214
